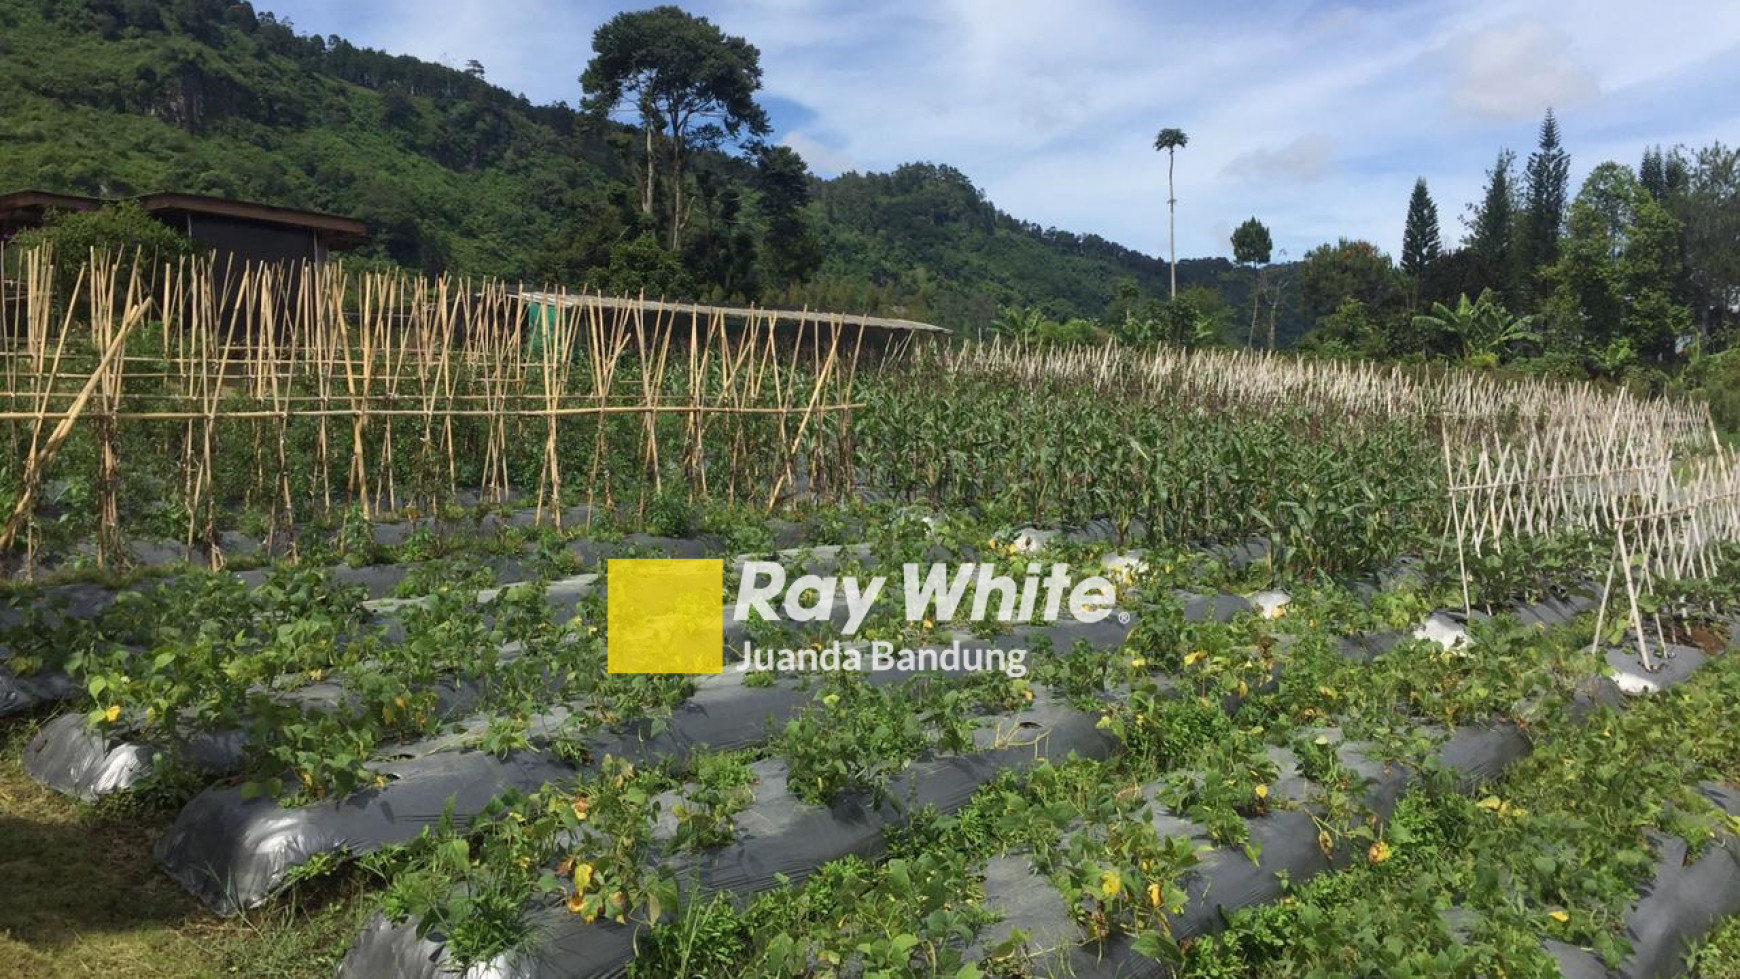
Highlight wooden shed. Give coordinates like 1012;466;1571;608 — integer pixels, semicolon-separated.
0;190;368;265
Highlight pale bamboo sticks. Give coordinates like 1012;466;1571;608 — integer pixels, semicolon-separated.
0;251;869;568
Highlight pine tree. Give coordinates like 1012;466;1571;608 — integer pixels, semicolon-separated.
1640;146;1666;200
1640;145;1688;202
1520;109;1570;287
1401;178;1441;279
1468;148;1519;305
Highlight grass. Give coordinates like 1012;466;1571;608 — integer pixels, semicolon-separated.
0;715;373;978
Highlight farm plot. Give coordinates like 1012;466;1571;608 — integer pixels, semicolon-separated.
2;255;1740;978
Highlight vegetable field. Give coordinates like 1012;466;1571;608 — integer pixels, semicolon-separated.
3;255;1740;979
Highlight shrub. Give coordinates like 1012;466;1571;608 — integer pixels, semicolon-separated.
8;200;193;264
1673;348;1740;435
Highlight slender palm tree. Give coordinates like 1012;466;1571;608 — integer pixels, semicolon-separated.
1154;127;1189;299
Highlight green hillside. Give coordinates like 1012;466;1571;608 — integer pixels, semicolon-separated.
807;163;1257;332
0;0;1284;335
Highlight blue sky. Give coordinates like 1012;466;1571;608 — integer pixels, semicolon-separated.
260;0;1740;262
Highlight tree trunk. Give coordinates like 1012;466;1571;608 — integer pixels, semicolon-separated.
641;125;655;217
1267;283;1281;351
668;116;684;250
1167;150;1178;300
1247;266;1262;345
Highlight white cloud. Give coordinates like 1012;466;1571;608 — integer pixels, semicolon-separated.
780;132;858;176
1442;21;1599;121
1222;134;1336;184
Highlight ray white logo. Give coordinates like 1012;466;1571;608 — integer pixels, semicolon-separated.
733;561;1117;633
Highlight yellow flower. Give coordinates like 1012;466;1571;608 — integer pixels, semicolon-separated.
103;704;121;723
1254;784;1269;801
1147;882;1162;908
566;891;586;915
922;618;935;630
1099;870;1122;899
1368;840;1392;864
1129;657;1146;668
1549;909;1569;923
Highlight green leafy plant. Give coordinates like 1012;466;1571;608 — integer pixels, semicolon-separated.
672;751;758;852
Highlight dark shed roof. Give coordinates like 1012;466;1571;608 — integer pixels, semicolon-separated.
0;190;368;248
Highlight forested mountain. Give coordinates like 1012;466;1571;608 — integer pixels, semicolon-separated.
0;0;1278;335
804;164;1260;332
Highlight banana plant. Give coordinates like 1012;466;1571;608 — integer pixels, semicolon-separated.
1412;289;1539;362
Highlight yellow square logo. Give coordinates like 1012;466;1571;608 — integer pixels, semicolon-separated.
607;559;724;674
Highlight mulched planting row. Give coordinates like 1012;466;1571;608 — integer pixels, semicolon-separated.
117;520;1241;913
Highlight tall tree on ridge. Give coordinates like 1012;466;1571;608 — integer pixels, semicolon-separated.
1467;148;1520;307
756;144;821;290
1154;127;1189;299
581;6;771;250
1520;108;1571;289
1231;217;1273;346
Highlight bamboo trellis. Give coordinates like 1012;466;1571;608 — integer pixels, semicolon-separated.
927;337;1713;448
0;250;873;572
932;338;1730;665
1588;448;1740;669
1436;379;1733;668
